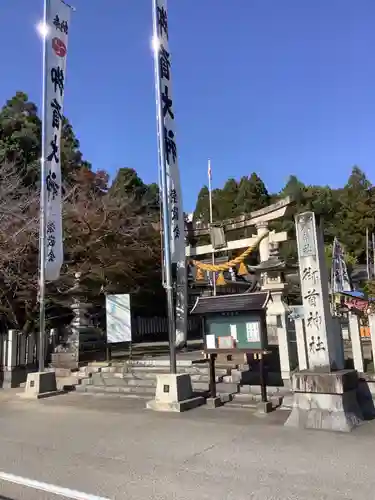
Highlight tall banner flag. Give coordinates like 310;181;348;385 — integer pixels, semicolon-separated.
43;0;70;281
153;0;187;346
331;237;351;293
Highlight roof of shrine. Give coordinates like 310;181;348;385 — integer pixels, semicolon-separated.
190;291;270;315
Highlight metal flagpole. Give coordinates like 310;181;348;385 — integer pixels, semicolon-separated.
152;0;177;374
38;0;49;373
208;159;216;296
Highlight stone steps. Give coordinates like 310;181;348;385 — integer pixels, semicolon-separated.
103;372;224;383
76;384;209;399
68;361;292;405
75;385;155;398
83;372;239;395
78;364;230;378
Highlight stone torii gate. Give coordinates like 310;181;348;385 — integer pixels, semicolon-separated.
186;196;294;266
183;197;296;380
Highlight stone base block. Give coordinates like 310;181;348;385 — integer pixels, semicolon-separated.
256;401;273;414
0;367;28;388
285;370;363;432
20;372;63;400
146;397;204;412
205;397;223;409
146;373;204;413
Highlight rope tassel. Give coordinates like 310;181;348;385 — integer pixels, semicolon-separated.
237;261;248;276
216;272;226;286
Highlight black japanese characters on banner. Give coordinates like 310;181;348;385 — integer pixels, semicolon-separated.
51;66;65;97
157;3;180;240
51;98;62;129
46;221;56;263
157;5;168;39
53;15;69;34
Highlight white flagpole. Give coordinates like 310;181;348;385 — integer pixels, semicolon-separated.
38;0;73;372
208;159;216;296
152;0;176;373
38;0;49;372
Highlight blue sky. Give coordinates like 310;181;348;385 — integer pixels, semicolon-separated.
1;1;375;211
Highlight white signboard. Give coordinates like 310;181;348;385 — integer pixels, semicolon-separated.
246;321;261;343
106;294;132;344
230;324;238;341
44;0;71;281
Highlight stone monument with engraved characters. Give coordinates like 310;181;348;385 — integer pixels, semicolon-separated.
295;211;342;370
285;212;363;432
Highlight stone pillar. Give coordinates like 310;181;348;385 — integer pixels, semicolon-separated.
295;212;343;370
261;240;291;381
349;313;364;373
285;213;362;432
19;334;27;366
267;291;291;380
295;317;308;371
256;221;269;263
27;333;36;365
369;313;375;369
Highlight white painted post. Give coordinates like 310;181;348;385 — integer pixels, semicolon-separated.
276;323;291;380
368;313;375;370
7;330;18;369
295;317;308;370
349;313;364;373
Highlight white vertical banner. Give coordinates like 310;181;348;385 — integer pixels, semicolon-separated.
154;0;187;346
43;0;71;281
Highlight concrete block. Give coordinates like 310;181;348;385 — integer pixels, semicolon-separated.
146;373;204;413
1;368;28;388
205;397;223;409
256;401;273;414
20;372;63;399
285;391;363;432
291;369;358;394
285;370;363;432
146;397;204;412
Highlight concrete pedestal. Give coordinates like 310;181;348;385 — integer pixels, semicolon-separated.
20;372;62;399
285;370;363;432
206;397;223;409
146;373;204;412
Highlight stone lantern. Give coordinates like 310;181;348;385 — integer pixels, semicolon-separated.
51;272;104;369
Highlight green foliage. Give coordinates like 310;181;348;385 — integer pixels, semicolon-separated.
0;92;164;332
194;167;375;266
234;173;270;215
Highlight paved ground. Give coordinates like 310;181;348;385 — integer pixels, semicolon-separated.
0;390;375;499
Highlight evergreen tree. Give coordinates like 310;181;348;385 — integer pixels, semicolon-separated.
194;185;210;222
234;173;270;215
